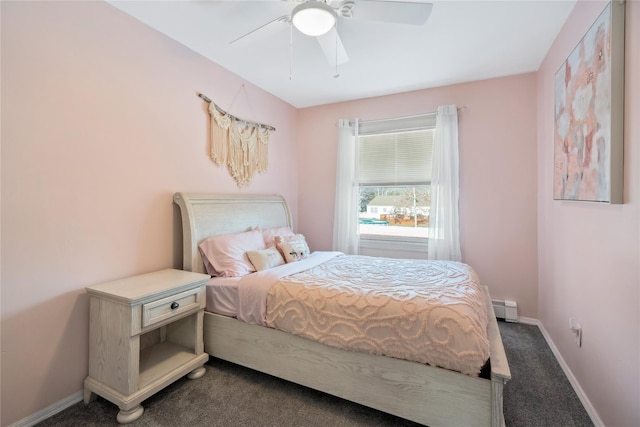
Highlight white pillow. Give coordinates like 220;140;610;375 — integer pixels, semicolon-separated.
277;239;310;263
246;247;286;271
274;233;306;246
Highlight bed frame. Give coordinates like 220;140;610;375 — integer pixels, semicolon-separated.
174;192;511;427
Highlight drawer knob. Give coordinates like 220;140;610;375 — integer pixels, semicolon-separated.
170;302;179;310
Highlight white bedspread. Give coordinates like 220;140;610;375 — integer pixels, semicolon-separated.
239;252;490;376
237;251;341;324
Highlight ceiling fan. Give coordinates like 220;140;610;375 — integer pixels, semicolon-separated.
230;0;433;70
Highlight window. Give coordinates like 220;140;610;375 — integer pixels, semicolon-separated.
357;115;435;241
335;106;459;259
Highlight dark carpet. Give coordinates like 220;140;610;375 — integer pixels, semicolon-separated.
36;322;593;427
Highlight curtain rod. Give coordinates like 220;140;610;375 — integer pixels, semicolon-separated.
197;93;276;132
357;106;467;126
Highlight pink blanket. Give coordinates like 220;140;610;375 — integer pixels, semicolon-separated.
239;253;490;376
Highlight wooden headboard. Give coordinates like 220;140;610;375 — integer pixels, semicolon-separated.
173;192;293;274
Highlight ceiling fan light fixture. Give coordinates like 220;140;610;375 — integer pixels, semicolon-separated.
292;2;336;37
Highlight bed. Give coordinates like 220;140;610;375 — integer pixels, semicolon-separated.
173;192;510;427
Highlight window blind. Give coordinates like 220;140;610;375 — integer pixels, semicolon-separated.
358;129;434;186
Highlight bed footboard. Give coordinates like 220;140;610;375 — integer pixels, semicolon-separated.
203;285;509;427
485;286;511;427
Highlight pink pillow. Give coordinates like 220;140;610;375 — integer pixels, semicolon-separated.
262;226;296;248
198;229;266;277
274;233;306;245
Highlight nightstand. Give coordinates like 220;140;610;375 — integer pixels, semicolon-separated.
83;269;210;423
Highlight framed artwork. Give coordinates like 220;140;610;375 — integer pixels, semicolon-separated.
553;1;625;203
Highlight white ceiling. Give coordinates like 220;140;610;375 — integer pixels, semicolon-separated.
107;0;576;108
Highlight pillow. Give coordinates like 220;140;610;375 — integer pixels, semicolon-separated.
198;229;265;277
274;233;307;258
273;233;305;245
262;226;296;248
246;247;286;271
277;238;310;263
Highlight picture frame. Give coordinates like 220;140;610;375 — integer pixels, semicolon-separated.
553;1;625;203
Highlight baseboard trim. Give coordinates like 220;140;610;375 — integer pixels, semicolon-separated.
8;317;605;427
8;391;83;427
516;316;538;325
519;318;605;427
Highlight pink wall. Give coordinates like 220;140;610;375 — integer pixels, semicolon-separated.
537;1;640;426
4;1;637;426
297;74;539;318
1;2;298;424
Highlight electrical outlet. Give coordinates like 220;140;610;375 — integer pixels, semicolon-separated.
569;318;582;347
574;323;582;347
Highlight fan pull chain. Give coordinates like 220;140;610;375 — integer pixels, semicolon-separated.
333;14;339;78
289;22;293;80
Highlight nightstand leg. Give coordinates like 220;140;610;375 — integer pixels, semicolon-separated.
187;365;206;380
117;405;144;424
83;388;96;404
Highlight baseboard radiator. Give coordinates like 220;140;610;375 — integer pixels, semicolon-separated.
492;299;518;322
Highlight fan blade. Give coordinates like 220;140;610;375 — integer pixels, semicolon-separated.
316;27;349;66
344;1;432;25
230;15;289;44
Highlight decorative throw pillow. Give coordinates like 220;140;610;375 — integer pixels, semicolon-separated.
274;233;308;259
277;239;311;263
246;247;286;271
198;229;265;277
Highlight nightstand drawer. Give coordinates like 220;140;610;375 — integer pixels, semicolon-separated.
142;287;202;328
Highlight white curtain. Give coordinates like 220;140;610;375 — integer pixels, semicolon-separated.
428;105;461;261
333;119;360;254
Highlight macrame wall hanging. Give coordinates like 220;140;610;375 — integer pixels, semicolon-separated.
198;89;275;187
